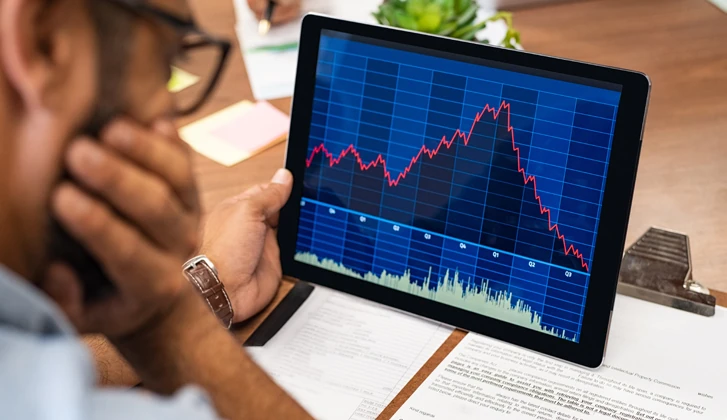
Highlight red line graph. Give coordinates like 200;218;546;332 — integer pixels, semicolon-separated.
305;100;590;271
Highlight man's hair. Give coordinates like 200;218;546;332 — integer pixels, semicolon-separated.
85;0;135;134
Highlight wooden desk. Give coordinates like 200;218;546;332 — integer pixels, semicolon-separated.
188;0;727;293
181;0;727;416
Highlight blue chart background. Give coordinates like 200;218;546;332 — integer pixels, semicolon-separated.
296;32;621;341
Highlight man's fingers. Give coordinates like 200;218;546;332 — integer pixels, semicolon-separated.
51;182;179;298
102;119;199;212
241;169;293;226
246;0;301;24
269;5;300;24
247;0;300;12
66;139;198;255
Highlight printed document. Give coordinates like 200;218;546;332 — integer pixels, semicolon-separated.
246;286;453;420
393;295;726;420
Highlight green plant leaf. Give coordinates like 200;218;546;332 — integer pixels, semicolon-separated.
388;0;406;11
394;10;419;31
441;0;456;21
438;20;459;35
372;11;385;24
450;19;488;39
405;0;427;17
455;3;478;26
502;28;521;48
418;11;442;33
439;0;455;14
423;2;442;16
482;12;520;48
454;0;472;14
457;12;477;29
378;3;397;26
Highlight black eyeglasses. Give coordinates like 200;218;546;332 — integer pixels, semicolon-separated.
104;0;231;116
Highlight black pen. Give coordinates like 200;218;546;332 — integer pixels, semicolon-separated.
258;1;276;35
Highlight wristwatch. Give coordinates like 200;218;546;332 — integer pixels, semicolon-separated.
183;255;234;329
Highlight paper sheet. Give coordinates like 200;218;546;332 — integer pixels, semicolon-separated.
179;100;289;167
232;1;508;100
393;295;727;420
246;286;453;420
233;0;382;101
708;0;727;13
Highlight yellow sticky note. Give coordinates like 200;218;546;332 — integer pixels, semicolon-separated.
180;101;290;167
168;66;200;93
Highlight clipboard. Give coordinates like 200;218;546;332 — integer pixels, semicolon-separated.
243;281;315;347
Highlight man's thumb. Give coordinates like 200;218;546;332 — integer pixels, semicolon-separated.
259;169;293;218
271;168;293;186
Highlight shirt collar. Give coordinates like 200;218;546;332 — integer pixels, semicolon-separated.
0;265;75;336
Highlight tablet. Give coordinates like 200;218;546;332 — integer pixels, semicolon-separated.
279;14;650;367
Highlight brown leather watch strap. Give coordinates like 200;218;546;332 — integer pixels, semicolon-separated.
183;256;234;329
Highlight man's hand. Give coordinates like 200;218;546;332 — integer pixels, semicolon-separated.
200;169;293;323
44;119;200;338
45;126;311;419
246;0;302;25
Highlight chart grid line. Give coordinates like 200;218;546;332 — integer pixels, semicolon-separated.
318;47;619;107
297;33;621;341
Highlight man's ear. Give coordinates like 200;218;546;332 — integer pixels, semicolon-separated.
0;0;77;111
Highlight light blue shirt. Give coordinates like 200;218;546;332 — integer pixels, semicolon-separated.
0;265;220;419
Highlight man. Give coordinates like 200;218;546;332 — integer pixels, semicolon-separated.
0;0;311;419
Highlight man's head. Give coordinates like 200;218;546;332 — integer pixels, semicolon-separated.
0;0;191;281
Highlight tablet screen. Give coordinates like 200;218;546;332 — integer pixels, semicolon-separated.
294;30;622;342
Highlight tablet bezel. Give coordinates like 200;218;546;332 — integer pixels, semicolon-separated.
278;14;650;368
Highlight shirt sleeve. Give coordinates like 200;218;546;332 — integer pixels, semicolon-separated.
90;386;221;420
0;328;221;420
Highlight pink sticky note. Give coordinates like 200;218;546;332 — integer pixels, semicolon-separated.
210;101;289;149
180;101;290;167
